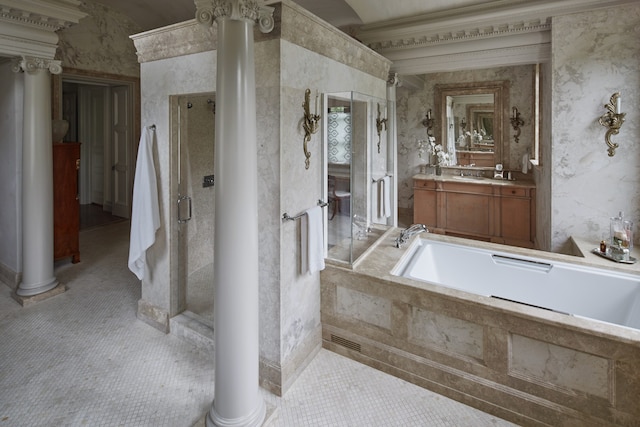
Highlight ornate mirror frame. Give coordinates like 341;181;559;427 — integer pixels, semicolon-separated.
434;80;510;168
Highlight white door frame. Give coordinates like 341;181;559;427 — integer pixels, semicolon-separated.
59;72;136;218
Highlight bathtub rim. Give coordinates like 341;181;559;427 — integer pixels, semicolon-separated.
350;230;640;345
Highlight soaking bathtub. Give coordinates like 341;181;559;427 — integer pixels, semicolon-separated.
321;233;640;425
392;238;640;330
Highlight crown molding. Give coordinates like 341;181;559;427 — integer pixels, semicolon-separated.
0;0;86;59
356;0;635;75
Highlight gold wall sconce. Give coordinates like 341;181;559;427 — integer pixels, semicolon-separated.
376;103;388;154
422;109;434;136
510;107;525;143
302;88;321;169
598;92;626;157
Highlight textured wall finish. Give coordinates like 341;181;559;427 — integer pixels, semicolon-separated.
551;4;640;253
57;1;141;77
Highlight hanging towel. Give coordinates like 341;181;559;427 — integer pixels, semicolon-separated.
521;152;531;174
301;206;325;275
128;126;160;280
380;176;391;218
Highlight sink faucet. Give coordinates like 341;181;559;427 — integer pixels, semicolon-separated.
395;224;428;248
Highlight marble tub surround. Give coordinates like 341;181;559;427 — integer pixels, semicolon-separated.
321;230;640;426
132;0;391;397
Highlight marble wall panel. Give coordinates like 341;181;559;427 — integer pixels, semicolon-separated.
510;334;612;400
278;39;387;368
409;306;484;361
551;4;640;253
336;286;391;330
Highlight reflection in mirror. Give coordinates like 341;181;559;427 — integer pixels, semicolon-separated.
435;81;509;168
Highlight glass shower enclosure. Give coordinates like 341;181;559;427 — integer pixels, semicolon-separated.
174;93;216;324
324;91;395;265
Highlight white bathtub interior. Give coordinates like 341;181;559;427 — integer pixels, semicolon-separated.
392;238;640;330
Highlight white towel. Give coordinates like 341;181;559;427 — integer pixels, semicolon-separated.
301;206;325;275
380;176;391;218
128;127;160;280
521;152;531;174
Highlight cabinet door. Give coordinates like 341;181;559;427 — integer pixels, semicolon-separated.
444;192;492;236
501;193;531;243
413;181;437;227
53;143;81;262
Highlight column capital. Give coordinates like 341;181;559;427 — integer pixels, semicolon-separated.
195;0;274;33
12;56;62;75
387;72;399;87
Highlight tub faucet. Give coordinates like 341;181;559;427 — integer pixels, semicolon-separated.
395;224;428;248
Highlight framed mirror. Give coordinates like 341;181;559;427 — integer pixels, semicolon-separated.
434;80;509;168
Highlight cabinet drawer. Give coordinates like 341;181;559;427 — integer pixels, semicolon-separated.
414;179;436;189
501;187;528;197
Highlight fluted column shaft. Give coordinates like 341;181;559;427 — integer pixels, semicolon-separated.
15;56;62;297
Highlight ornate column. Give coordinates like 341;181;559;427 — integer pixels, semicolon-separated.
195;1;274;426
14;56;62;297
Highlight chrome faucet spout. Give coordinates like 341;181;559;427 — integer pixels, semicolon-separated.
395;224;428;248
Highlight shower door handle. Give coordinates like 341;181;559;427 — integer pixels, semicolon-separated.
177;195;192;223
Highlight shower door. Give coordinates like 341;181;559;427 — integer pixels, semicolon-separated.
177;94;216;323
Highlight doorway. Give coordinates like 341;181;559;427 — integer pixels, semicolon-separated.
61;76;135;229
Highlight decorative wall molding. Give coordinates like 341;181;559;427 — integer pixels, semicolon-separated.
356;0;636;75
0;0;86;59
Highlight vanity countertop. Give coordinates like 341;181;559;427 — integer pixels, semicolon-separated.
413;173;536;188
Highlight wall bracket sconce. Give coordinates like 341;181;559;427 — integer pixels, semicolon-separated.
302;88;320;169
376;103;388;154
510;107;525;143
460;117;467;132
598;92;626;157
422;109;434;137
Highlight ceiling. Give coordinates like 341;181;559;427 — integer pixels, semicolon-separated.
90;0;516;32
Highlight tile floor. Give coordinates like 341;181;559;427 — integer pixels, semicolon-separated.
0;221;517;426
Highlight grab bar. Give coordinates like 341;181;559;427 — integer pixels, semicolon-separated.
282;200;328;221
491;254;553;273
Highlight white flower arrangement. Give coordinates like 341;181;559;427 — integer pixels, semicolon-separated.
417;136;450;166
472;129;485;143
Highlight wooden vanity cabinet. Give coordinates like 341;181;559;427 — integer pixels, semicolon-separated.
498;186;536;248
53;142;81;263
413;179;437;228
413;176;535;248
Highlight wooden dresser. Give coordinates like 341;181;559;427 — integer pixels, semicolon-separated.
53;142;81;263
413;174;536;248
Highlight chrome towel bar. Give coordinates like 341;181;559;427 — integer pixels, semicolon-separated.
282;200;328;221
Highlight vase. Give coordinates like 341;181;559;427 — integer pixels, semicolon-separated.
52;119;69;143
435;165;442;176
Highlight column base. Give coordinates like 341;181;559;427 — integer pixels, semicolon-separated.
12;283;66;307
206;397;266;427
16;277;59;297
